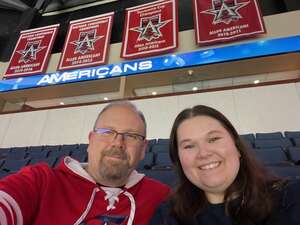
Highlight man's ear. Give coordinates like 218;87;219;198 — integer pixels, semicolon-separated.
88;131;93;143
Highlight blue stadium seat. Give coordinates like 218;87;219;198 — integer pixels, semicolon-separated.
267;166;300;179
137;152;154;170
10;147;27;153
6;149;27;160
146;139;157;152
78;144;88;152
293;138;300;147
151;144;168;154
43;145;60;152
71;151;88;162
142;169;177;186
253;147;289;165
254;138;292;150
47;149;71;159
240;133;255;148
288;147;300;165
27;150;49;159
29;156;57;167
0;170;15;179
0;159;5;167
0;169;10;179
27;146;44;152
0;148;11;158
60;144;78;153
1;158;30;172
256;132;283;139
284;131;300;140
240;133;255;143
157;139;169;145
148;139;157;146
153;152;172;169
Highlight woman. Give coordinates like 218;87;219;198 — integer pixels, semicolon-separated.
149;105;300;225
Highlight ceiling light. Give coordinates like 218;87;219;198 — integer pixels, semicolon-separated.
253;80;260;84
192;87;198;91
59;102;64;105
187;70;193;75
152;91;157;95
103;97;109;101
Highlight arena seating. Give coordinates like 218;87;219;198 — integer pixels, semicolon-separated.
1;131;300;183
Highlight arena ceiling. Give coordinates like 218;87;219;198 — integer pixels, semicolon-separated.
0;0;112;12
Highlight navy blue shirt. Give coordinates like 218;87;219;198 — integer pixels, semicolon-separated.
195;203;232;225
149;180;300;225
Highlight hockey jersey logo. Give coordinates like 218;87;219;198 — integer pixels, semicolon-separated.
80;215;127;225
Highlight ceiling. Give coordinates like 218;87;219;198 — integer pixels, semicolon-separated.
0;0;30;12
0;0;116;13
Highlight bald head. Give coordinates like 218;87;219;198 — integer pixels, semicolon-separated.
94;101;147;136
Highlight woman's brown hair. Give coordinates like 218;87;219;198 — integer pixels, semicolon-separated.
169;105;285;225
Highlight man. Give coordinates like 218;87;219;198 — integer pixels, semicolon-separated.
0;101;170;225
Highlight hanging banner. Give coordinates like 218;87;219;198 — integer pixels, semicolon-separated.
4;24;59;79
193;0;266;45
121;0;178;59
57;12;114;71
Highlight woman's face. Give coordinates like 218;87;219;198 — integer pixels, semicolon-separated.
177;115;240;203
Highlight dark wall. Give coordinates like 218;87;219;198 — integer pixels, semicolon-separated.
0;0;298;62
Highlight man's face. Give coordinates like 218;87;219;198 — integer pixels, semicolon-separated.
87;105;147;186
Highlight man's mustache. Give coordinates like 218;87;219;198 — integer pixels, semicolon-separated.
103;148;127;160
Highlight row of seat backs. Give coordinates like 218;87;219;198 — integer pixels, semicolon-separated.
253;147;300;165
0;151;88;173
148;132;300;153
139;146;300;171
0;157;64;179
1;148;293;172
0;144;88;160
139;165;300;187
2;164;299;186
1;146;298;176
1;151;299;184
148;139;296;154
243;131;300;140
241;131;300;148
2;131;298;158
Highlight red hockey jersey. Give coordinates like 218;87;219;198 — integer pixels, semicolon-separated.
0;157;170;225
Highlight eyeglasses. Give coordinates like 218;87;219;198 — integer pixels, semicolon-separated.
93;128;145;144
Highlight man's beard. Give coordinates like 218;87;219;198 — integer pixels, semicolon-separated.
98;147;131;182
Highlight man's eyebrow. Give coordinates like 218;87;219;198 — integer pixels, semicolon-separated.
97;125;140;133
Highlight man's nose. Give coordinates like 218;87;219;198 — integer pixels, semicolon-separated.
111;133;125;148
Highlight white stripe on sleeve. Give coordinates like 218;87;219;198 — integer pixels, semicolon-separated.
0;191;23;225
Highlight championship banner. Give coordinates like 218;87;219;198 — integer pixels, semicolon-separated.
193;0;266;45
4;24;59;79
121;0;178;59
57;12;114;71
